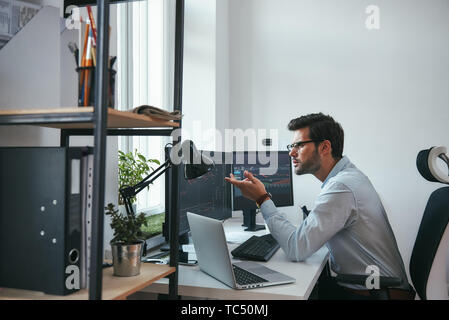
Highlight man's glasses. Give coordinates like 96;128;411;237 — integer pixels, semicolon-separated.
287;140;324;152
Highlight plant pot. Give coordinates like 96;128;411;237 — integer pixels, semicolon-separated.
111;240;144;277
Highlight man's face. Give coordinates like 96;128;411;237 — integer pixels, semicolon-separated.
289;128;321;176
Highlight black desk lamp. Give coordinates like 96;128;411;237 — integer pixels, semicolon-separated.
119;140;214;217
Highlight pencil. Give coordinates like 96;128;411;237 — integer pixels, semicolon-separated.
91;46;97;67
84;28;93;107
87;6;97;44
81;22;90;68
79;23;90;106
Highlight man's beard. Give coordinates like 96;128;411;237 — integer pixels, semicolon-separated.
294;150;321;176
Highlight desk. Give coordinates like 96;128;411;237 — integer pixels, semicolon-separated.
141;216;329;300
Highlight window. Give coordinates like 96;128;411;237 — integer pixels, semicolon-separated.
117;0;175;215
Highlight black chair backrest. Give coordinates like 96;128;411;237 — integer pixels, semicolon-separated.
410;147;449;300
409;187;449;300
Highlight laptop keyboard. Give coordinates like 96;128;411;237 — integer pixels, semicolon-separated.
233;264;269;285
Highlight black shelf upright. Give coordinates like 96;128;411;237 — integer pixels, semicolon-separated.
88;0;110;301
168;0;184;299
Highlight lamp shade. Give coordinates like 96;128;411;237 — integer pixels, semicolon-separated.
180;140;215;179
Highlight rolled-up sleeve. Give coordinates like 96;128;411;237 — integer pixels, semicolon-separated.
261;181;357;261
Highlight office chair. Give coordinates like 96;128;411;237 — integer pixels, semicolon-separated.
333;146;449;300
410;146;449;299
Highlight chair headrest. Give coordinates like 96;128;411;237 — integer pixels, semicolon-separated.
416;146;449;184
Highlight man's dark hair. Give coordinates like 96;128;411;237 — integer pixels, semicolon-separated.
287;113;344;159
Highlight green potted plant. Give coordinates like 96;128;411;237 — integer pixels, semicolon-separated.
118;149;160;212
107;150;159;276
105;203;148;277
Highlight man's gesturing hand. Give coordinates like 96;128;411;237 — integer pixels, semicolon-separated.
224;170;267;202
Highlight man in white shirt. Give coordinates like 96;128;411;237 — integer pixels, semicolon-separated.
225;113;415;300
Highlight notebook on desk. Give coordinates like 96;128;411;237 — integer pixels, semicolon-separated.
187;212;295;290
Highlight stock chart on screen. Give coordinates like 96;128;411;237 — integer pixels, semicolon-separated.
232;151;294;210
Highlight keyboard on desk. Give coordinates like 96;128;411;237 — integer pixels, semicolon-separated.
231;234;280;262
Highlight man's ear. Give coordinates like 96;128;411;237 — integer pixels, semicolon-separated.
320;140;332;156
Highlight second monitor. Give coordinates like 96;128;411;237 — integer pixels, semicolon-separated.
164;151;232;246
232;151;294;231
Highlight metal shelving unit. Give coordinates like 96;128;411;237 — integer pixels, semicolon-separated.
0;0;184;300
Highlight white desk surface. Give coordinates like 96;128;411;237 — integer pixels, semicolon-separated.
141;216;329;300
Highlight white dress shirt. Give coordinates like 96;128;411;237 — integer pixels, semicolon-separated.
260;156;409;289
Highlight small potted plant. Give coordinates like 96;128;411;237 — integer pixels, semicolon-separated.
118;149;160;212
105;203;147;277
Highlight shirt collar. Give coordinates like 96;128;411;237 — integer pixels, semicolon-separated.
321;156;350;188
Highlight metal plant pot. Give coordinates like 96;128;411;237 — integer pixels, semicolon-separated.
111;240;144;277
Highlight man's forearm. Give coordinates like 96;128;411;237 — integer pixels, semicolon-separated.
260;200;316;261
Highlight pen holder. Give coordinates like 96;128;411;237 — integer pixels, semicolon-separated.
76;67;116;109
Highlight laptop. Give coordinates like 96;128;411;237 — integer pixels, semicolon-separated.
186;212;295;290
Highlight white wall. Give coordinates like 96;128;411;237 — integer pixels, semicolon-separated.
227;0;449;283
182;0;216;150
215;0;230;151
182;0;230;151
0;6;61;146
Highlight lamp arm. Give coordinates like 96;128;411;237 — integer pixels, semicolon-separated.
134;160;172;194
119;159;172;216
122;193;135;217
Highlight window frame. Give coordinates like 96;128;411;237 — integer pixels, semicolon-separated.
117;0;175;217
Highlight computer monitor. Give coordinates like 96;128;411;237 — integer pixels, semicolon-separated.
232;151;294;231
163;151;232;246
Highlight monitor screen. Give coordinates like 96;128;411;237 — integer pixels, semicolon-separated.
232;151;294;210
164;151;232;241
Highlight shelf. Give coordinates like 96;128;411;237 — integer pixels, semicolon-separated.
0;264;175;300
0;107;180;129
